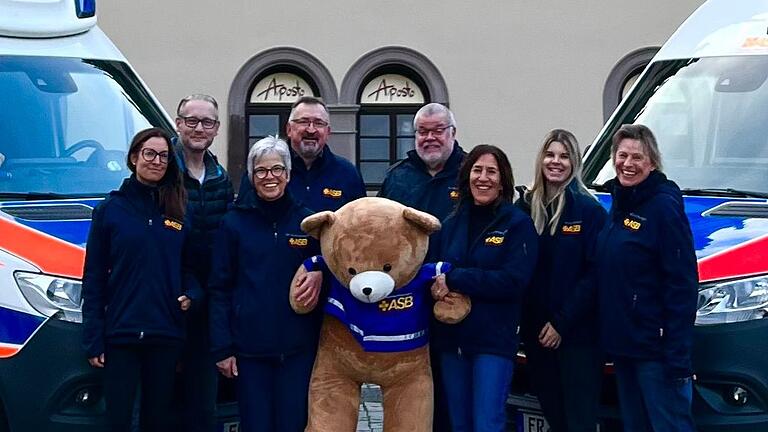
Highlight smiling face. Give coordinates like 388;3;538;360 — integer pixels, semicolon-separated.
175;99;219;153
286;102;330;163
614;138;655;187
415;112;455;172
130;136;169;185
469;153;502;206
251;152;289;201
542;140;573;187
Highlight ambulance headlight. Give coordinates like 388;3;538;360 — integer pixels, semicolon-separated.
696;275;768;326
14;272;82;323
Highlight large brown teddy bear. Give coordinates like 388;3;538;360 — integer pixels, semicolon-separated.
289;197;470;432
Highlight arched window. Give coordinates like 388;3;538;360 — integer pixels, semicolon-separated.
357;68;429;187
246;67;319;147
227;47;337;183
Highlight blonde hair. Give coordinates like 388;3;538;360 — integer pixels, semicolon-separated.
527;129;587;235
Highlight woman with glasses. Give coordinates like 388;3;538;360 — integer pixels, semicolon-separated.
82;127;199;432
516;129;607;432
429;144;538;432
208;136;323;432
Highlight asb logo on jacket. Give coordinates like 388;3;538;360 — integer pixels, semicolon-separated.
288;235;309;248
448;187;460;201
163;218;183;231
484;230;507;246
323;188;343;199
623;214;643;231
561;222;582;234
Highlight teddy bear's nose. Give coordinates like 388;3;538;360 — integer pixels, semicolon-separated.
362;287;373;296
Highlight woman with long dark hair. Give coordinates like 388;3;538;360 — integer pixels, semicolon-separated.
82;127;199;432
517;129;607;432
429;144;538;432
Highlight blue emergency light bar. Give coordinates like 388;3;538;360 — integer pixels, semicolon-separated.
74;0;95;18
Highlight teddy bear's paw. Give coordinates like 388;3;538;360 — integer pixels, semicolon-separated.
433;292;471;324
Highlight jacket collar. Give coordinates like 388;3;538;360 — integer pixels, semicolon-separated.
173;139;224;181
608;170;668;213
290;145;331;174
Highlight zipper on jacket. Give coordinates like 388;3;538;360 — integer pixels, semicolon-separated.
457;347;462;357
148;218;152;226
139;331;144;340
273;222;278;242
632;293;638;309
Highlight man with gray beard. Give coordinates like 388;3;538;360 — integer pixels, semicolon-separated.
377;102;466;432
237;96;365;212
378;103;466;221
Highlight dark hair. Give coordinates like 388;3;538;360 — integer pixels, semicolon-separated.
457;144;515;206
289;96;328;119
611;124;663;171
126;128;187;220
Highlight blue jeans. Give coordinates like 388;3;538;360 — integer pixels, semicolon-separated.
440;351;515;432
614;357;695;432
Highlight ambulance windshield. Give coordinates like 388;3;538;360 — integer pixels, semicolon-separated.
584;55;768;195
0;55;172;198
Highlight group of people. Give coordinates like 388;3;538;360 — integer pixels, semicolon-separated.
81;96;698;432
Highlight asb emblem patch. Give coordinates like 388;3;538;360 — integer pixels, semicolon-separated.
449;188;460;201
562;224;581;234
163;219;183;231
323;188;342;199
623;218;642;231
288;236;309;248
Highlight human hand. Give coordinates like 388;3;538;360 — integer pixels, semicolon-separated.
216;356;238;378
294;270;322;309
538;322;561;349
88;353;105;368
431;274;449;300
178;295;191;311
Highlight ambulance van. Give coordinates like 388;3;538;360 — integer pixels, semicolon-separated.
0;0;242;430
510;0;768;430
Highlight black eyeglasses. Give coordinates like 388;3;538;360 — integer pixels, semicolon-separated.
179;116;218;129
253;165;286;179
416;125;453;137
140;148;169;164
291;118;329;129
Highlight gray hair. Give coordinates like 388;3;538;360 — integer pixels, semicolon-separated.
611;124;663;171
289;96;329;122
247;136;292;182
413;103;456;130
177;94;219;118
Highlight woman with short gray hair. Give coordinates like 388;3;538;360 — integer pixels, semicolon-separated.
208;136;323;432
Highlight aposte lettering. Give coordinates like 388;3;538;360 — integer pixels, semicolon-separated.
255;78;306;101
367;79;416;102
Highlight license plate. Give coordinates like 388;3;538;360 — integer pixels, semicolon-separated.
516;410;550;432
220;421;239;432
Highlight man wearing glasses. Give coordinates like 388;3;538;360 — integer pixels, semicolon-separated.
378;103;466;222
173;94;234;432
377;102;465;432
237;96;365;212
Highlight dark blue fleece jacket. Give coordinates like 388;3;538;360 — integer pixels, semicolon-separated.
378;142;466;221
516;184;607;347
429;200;538;359
237;146;366;213
596;171;698;378
208;189;322;361
82;176;201;358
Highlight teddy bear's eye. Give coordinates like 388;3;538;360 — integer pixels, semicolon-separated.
348;268;357;275
383;264;392;272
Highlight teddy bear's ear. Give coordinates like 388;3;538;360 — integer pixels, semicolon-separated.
301;211;336;239
402;207;441;235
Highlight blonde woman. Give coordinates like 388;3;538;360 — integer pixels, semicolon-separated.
516;129;607;432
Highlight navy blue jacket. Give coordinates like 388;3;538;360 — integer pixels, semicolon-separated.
208;189;322;362
516;184;607;347
237;146;366;213
82;176;201;358
596;171;698;378
378;142;466;221
174;144;234;293
429;200;538;359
